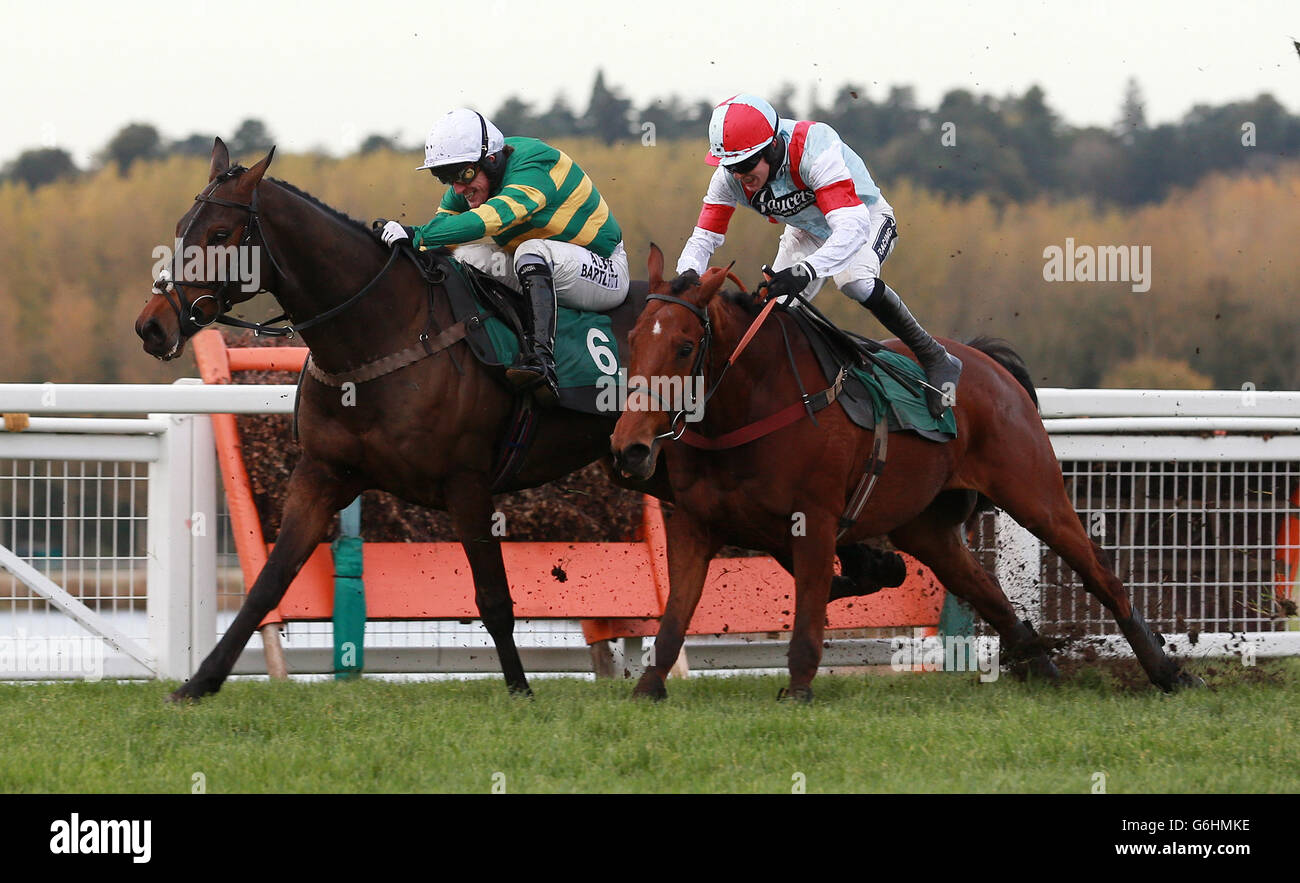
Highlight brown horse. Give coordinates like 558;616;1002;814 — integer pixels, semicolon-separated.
134;139;683;700
610;247;1202;701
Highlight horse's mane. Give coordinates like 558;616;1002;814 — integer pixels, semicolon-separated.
669;273;759;316
266;176;372;235
718;286;763;317
669;274;696;295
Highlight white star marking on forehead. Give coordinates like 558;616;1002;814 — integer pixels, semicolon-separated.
652;320;662;335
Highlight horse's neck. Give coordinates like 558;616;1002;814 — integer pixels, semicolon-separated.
259;182;428;371
703;300;790;430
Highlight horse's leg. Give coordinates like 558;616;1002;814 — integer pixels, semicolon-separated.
889;500;1060;682
632;509;719;701
169;457;359;702
443;473;531;696
982;455;1201;691
781;516;838;702
772;543;905;603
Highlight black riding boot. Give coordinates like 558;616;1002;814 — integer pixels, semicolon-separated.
862;279;962;418
507;260;560;407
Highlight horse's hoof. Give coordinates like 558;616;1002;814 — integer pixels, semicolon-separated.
1029;656;1060;682
1172;669;1206;691
508;683;535;699
166;684;204;704
777;686;813;703
631;673;667;702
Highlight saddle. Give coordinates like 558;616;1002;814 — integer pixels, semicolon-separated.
408;248;653;490
779;294;957;443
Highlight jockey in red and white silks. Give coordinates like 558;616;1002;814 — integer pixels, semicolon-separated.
676;93;962;417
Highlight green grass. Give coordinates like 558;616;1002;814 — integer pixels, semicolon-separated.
2;659;1297;793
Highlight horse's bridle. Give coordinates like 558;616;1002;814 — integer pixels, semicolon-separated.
644;292;722;441
153;165;288;338
153;165;400;340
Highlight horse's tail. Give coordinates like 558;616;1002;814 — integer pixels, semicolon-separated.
963;336;1039;518
965;335;1038;408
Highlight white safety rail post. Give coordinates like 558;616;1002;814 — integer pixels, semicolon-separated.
146;409;218;682
148;413;192;681
189;412;218;673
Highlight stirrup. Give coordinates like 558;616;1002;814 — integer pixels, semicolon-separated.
506;356;559;406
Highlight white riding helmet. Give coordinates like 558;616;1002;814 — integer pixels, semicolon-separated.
417;108;505;171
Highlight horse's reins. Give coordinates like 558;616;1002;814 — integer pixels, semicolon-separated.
645;285;888;539
153;164;400;340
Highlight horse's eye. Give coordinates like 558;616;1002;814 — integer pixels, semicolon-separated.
677;342;694;359
212;229;230;242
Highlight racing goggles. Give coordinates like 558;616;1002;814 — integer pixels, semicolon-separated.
431;163;479;186
722;151;764;176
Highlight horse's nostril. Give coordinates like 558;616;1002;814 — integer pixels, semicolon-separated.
623;443;651;468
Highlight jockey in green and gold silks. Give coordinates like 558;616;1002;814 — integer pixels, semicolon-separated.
414;136;622;260
376;109;629;406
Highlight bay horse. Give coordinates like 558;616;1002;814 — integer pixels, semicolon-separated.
134;140;892;701
610;246;1203;701
134;139;674;700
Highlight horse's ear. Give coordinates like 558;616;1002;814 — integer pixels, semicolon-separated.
208;137;231;181
698;266;729;300
239;146;276;192
647;242;665;291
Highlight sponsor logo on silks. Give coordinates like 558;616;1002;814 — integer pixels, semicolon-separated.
872;217;898;263
579;255;620;288
750;186;818;218
49;814;151;864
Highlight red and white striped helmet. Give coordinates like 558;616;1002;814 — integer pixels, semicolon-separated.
706;94;778;167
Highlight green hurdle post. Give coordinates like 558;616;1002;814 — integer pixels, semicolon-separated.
333;497;365;679
937;591;976;673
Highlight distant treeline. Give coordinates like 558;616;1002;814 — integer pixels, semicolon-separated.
1;142;1296;391
4;71;1298;207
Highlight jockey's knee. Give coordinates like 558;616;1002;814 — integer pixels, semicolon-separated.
841;278;879;305
512;241;552;273
455;243;517;287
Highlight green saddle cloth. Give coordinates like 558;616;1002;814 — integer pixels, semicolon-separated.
442;257;623;414
849;350;958;439
480;307;620;391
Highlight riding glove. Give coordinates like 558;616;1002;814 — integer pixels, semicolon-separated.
377;219;413;247
763;262;816;300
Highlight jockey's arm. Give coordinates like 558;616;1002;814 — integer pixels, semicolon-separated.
412;179;549;250
675;167;737;275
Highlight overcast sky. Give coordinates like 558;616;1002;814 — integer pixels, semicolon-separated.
2;0;1296;165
